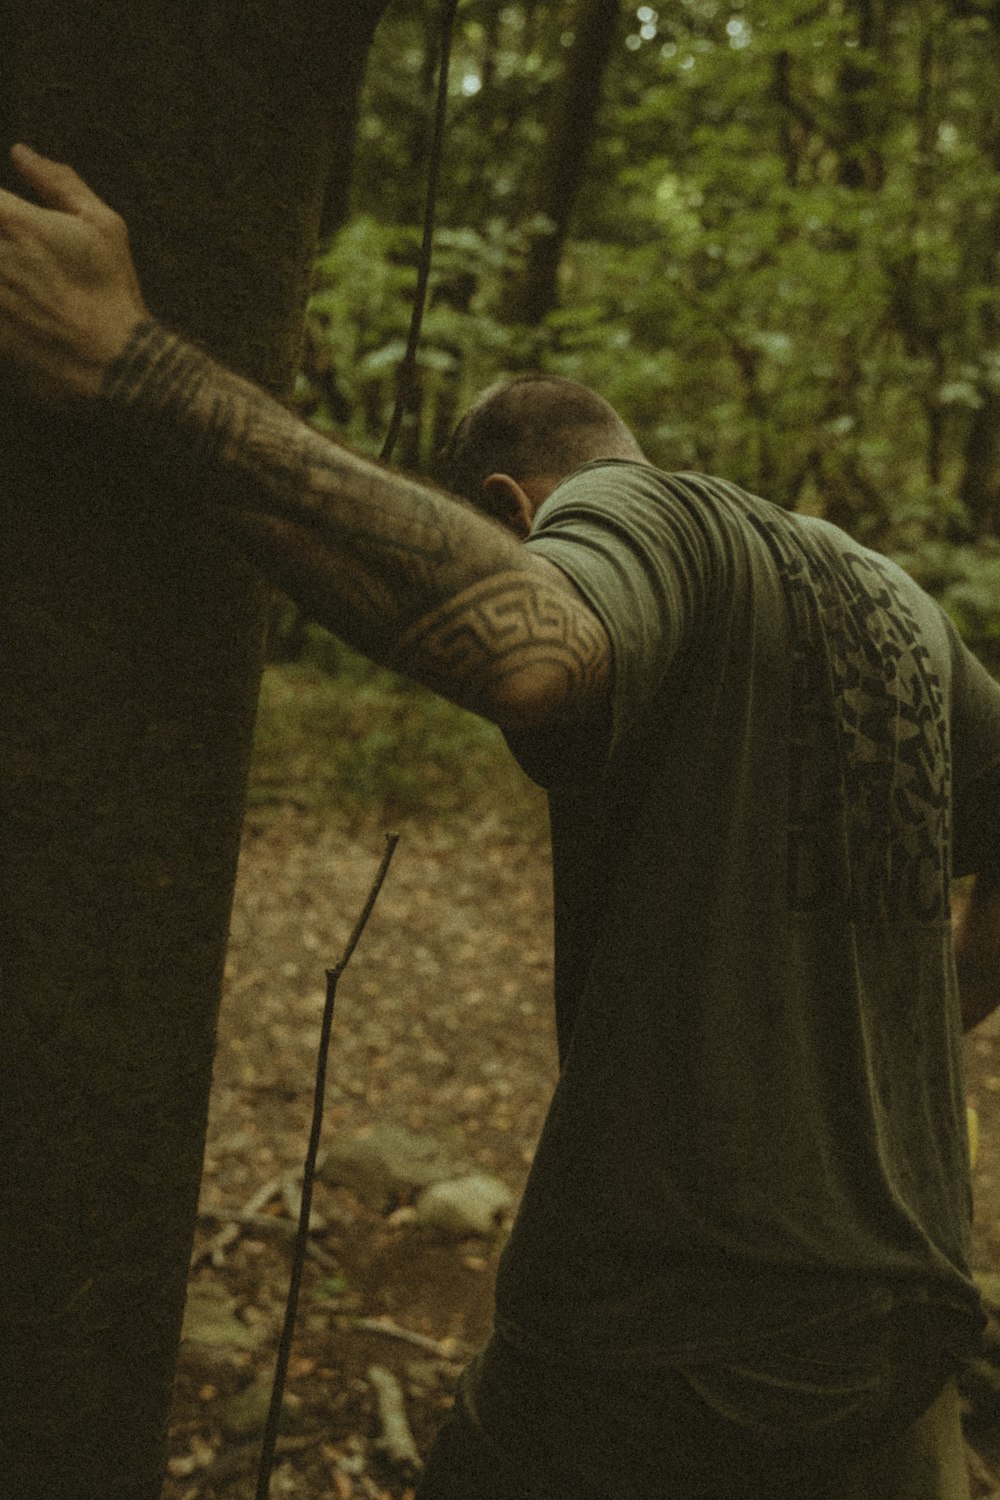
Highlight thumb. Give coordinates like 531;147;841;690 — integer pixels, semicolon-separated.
9;144;108;217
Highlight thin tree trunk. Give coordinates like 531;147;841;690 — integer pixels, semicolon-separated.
835;0;892;190
0;4;387;1497
320;46;378;245
509;0;622;330
959;7;1000;537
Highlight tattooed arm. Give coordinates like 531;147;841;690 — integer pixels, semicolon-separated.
101;323;611;730
0;146;608;727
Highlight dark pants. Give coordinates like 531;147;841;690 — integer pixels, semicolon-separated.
416;1381;969;1500
416;1305;970;1500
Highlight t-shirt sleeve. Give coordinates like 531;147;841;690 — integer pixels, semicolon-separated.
948;616;1000;879
522;462;722;758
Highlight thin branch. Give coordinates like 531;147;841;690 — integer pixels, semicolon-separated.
353;1316;461;1359
368;1364;423;1473
380;0;459;462
192;1210;337;1272
254;834;400;1500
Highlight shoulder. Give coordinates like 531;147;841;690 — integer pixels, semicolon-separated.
533;460;758;527
528;461;773;586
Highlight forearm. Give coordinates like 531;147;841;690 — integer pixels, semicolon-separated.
100;322;609;727
954;873;1000;1032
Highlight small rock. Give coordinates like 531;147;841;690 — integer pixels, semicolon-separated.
387;1205;419;1230
218;1374;273;1438
320;1125;458;1211
415;1175;513;1237
336;1452;366;1477
181;1282;263;1354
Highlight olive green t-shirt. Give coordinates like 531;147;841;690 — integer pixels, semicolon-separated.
497;461;1000;1368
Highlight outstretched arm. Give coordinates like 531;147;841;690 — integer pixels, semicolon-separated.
99;322;610;728
0;147;609;730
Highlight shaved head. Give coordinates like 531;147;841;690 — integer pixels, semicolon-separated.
439;374;644;506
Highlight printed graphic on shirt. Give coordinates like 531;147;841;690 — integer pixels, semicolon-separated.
748;513;951;922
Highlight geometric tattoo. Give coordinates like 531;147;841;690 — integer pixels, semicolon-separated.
100;321;611;730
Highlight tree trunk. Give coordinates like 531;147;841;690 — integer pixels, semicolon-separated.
835;0;892;191
509;0;622;331
319;42;379;246
959;7;1000;538
0;4;387;1497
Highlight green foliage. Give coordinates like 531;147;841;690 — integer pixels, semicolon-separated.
248;633;544;826
254;1;1000;821
290;0;1000;665
309;1274;359;1311
300;215;529;463
896;540;1000;671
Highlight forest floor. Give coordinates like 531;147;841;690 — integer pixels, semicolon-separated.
162;673;1000;1500
163;752;556;1500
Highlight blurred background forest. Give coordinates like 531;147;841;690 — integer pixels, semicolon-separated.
255;0;1000;810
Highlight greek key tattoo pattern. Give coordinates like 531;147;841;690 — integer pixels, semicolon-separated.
100;322;610;726
392;572;610;712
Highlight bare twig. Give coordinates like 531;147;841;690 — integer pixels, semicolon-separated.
190;1219;240;1271
194;1155;332;1272
368;1364;423;1473
255;834;400;1500
353;1316;459;1360
243;1175;286;1217
281;1172;325;1231
206;1433;323;1489
193;1209;338;1271
380;0;459;463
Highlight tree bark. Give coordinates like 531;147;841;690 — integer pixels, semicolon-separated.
509;0;622;331
0;4;387;1497
958;6;1000;537
835;0;892;190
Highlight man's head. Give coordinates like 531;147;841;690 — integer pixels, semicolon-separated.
439;374;645;536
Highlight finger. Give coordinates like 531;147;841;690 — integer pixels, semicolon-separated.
0;180;38;233
9;143;109;218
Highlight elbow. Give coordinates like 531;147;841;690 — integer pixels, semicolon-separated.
484;650;611;733
485;663;569;732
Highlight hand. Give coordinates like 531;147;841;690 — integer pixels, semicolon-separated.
0;145;149;408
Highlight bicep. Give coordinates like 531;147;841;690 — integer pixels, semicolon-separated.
481;559;613;731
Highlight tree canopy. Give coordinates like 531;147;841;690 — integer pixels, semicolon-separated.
299;0;1000;660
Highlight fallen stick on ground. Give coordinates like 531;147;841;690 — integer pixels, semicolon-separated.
368;1364;423;1473
202;1433;323;1488
193;1210;336;1270
353;1316;459;1359
190;1219;241;1270
242;1175;287;1217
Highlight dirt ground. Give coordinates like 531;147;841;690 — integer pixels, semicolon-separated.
164;788;1000;1500
164;789;555;1500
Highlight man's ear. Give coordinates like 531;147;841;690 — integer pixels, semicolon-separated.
481;473;535;539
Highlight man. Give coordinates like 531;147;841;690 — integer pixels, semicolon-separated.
2;146;1000;1499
